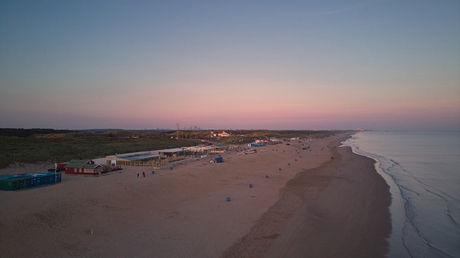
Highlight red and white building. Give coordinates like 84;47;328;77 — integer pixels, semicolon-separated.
65;160;103;175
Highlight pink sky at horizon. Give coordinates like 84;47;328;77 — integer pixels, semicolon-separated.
2;96;458;131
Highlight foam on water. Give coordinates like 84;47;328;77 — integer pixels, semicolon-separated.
343;131;460;258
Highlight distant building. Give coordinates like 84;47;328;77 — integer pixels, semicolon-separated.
219;131;231;137
186;146;215;153
212;131;231;137
248;142;265;147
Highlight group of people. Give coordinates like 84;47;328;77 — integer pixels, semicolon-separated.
137;172;146;178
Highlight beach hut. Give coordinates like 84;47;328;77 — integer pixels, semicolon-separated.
65;160;102;175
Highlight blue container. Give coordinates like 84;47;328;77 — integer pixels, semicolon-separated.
33;173;56;185
215;157;223;163
265;175;269;179
0;178;22;190
27;173;61;186
170;166;173;170
46;175;55;184
226;197;231;202
152;171;155;174
32;175;44;186
25;178;34;188
249;184;253;188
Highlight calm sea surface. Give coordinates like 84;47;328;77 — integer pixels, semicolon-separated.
343;131;460;258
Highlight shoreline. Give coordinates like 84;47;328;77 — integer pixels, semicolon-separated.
343;136;410;258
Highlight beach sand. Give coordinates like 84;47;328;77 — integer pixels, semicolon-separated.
263;145;392;258
0;133;391;257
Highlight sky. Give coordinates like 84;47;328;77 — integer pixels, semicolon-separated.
0;0;459;131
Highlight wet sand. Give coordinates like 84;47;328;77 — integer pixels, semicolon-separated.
0;133;391;257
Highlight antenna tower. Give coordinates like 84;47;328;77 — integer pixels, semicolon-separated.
176;122;179;139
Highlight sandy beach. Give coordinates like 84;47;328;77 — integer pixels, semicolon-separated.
0;133;391;257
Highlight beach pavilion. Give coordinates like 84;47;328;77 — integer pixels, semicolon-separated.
106;151;161;166
157;148;186;158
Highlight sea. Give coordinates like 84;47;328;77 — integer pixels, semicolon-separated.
343;131;460;258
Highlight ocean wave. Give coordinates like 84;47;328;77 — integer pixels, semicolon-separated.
343;133;460;258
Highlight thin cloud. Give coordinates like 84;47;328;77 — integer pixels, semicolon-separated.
322;1;387;16
324;7;357;15
277;104;308;107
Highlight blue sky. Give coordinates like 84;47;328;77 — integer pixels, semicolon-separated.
1;0;459;130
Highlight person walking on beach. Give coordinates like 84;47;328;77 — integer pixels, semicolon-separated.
142;171;145;177
137;173;139;178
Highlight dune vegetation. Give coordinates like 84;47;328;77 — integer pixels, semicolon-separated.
0;128;345;169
